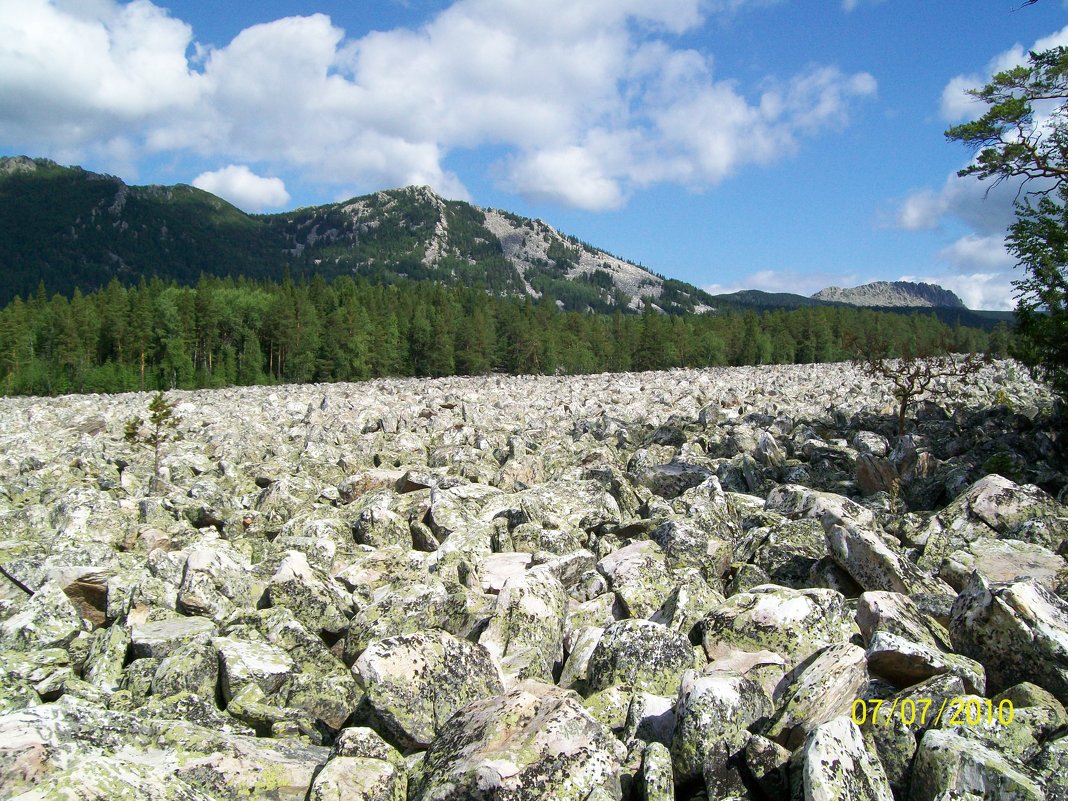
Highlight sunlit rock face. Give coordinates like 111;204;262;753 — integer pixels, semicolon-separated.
0;359;1064;800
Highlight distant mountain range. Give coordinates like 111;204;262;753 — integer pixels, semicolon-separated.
707;286;1012;331
0;156;713;313
0;156;1012;328
812;280;965;308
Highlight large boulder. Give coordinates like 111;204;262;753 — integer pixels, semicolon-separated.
670;667;772;785
479;567;567;684
596;540;674;620
765;643;869;749
408;680;626;801
917;474;1068;572
950;573;1068;702
700;585;856;670
267;551;352;636
803;716;894;801
355;630;504;749
585;619;694;697
910;728;1043;801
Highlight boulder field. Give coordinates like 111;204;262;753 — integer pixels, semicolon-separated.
0;360;1065;800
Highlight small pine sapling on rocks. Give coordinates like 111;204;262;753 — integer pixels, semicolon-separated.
125;391;182;492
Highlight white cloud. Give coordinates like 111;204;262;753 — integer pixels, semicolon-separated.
899;271;1016;311
937;233;1014;272
704;268;864;298
893;170;1025;234
841;0;886;12
0;0;878;210
941;24;1068;122
0;0;201;143
192;165;290;211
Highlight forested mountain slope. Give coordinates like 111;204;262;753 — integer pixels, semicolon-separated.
0;156;713;313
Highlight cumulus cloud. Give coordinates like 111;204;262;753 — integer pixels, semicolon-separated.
937;233;1015;272
704;268;864;298
899;271;1016;311
0;0;877;210
941;24;1068;122
893;170;1028;234
192;165;290;212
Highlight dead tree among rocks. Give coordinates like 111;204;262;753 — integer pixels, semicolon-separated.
851;336;988;436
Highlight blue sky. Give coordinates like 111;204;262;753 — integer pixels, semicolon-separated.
2;1;1067;309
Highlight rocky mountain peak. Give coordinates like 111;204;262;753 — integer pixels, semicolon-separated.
812;280;966;309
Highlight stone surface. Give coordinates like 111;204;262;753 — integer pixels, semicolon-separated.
0;360;1061;801
354;629;504;749
950;573;1068;702
408;680;626;801
803;716;895;801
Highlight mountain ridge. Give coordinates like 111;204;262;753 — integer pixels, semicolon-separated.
812;280;965;309
0;156;714;313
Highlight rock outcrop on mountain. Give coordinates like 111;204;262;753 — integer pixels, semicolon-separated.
812;281;966;308
0;360;1065;800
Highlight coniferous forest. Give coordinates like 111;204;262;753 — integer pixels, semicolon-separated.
0;274;1003;397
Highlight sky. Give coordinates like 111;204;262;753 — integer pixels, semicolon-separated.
2;1;1068;310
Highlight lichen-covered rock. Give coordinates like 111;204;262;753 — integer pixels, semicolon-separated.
332;726;406;771
582;683;634;733
355;629;504;749
129;616;216;660
640;741;674;801
213;636;295;703
559;625;603;691
586;619;694;696
950;573;1068;702
803;716;894;801
917;474;1068;572
408;680;626;801
649;518;732;580
267;550;352;636
596;540;673;620
0;580;89;652
745;734;792;799
308;756;406;801
177;543;253;621
825;518;956;601
939;537;1067;592
765;484;876;529
479;566;567;684
649;570;724;636
856;590;951;650
860;673;966;797
82;622;130;691
622;691;675;746
910;728;1043;801
765;643;869;749
151;640;219;700
700;585;856;670
747;519;827;589
344;579;486;664
866;630;985;694
670;668;772;784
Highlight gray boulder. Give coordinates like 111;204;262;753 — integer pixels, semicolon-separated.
700;585;856;670
479;567;568;684
803;716;894;801
950;573;1068;702
670;667;772;785
409;680;626;801
355;629;504;749
586;619;694;696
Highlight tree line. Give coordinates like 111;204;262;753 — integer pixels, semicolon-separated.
0;274;1002;397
